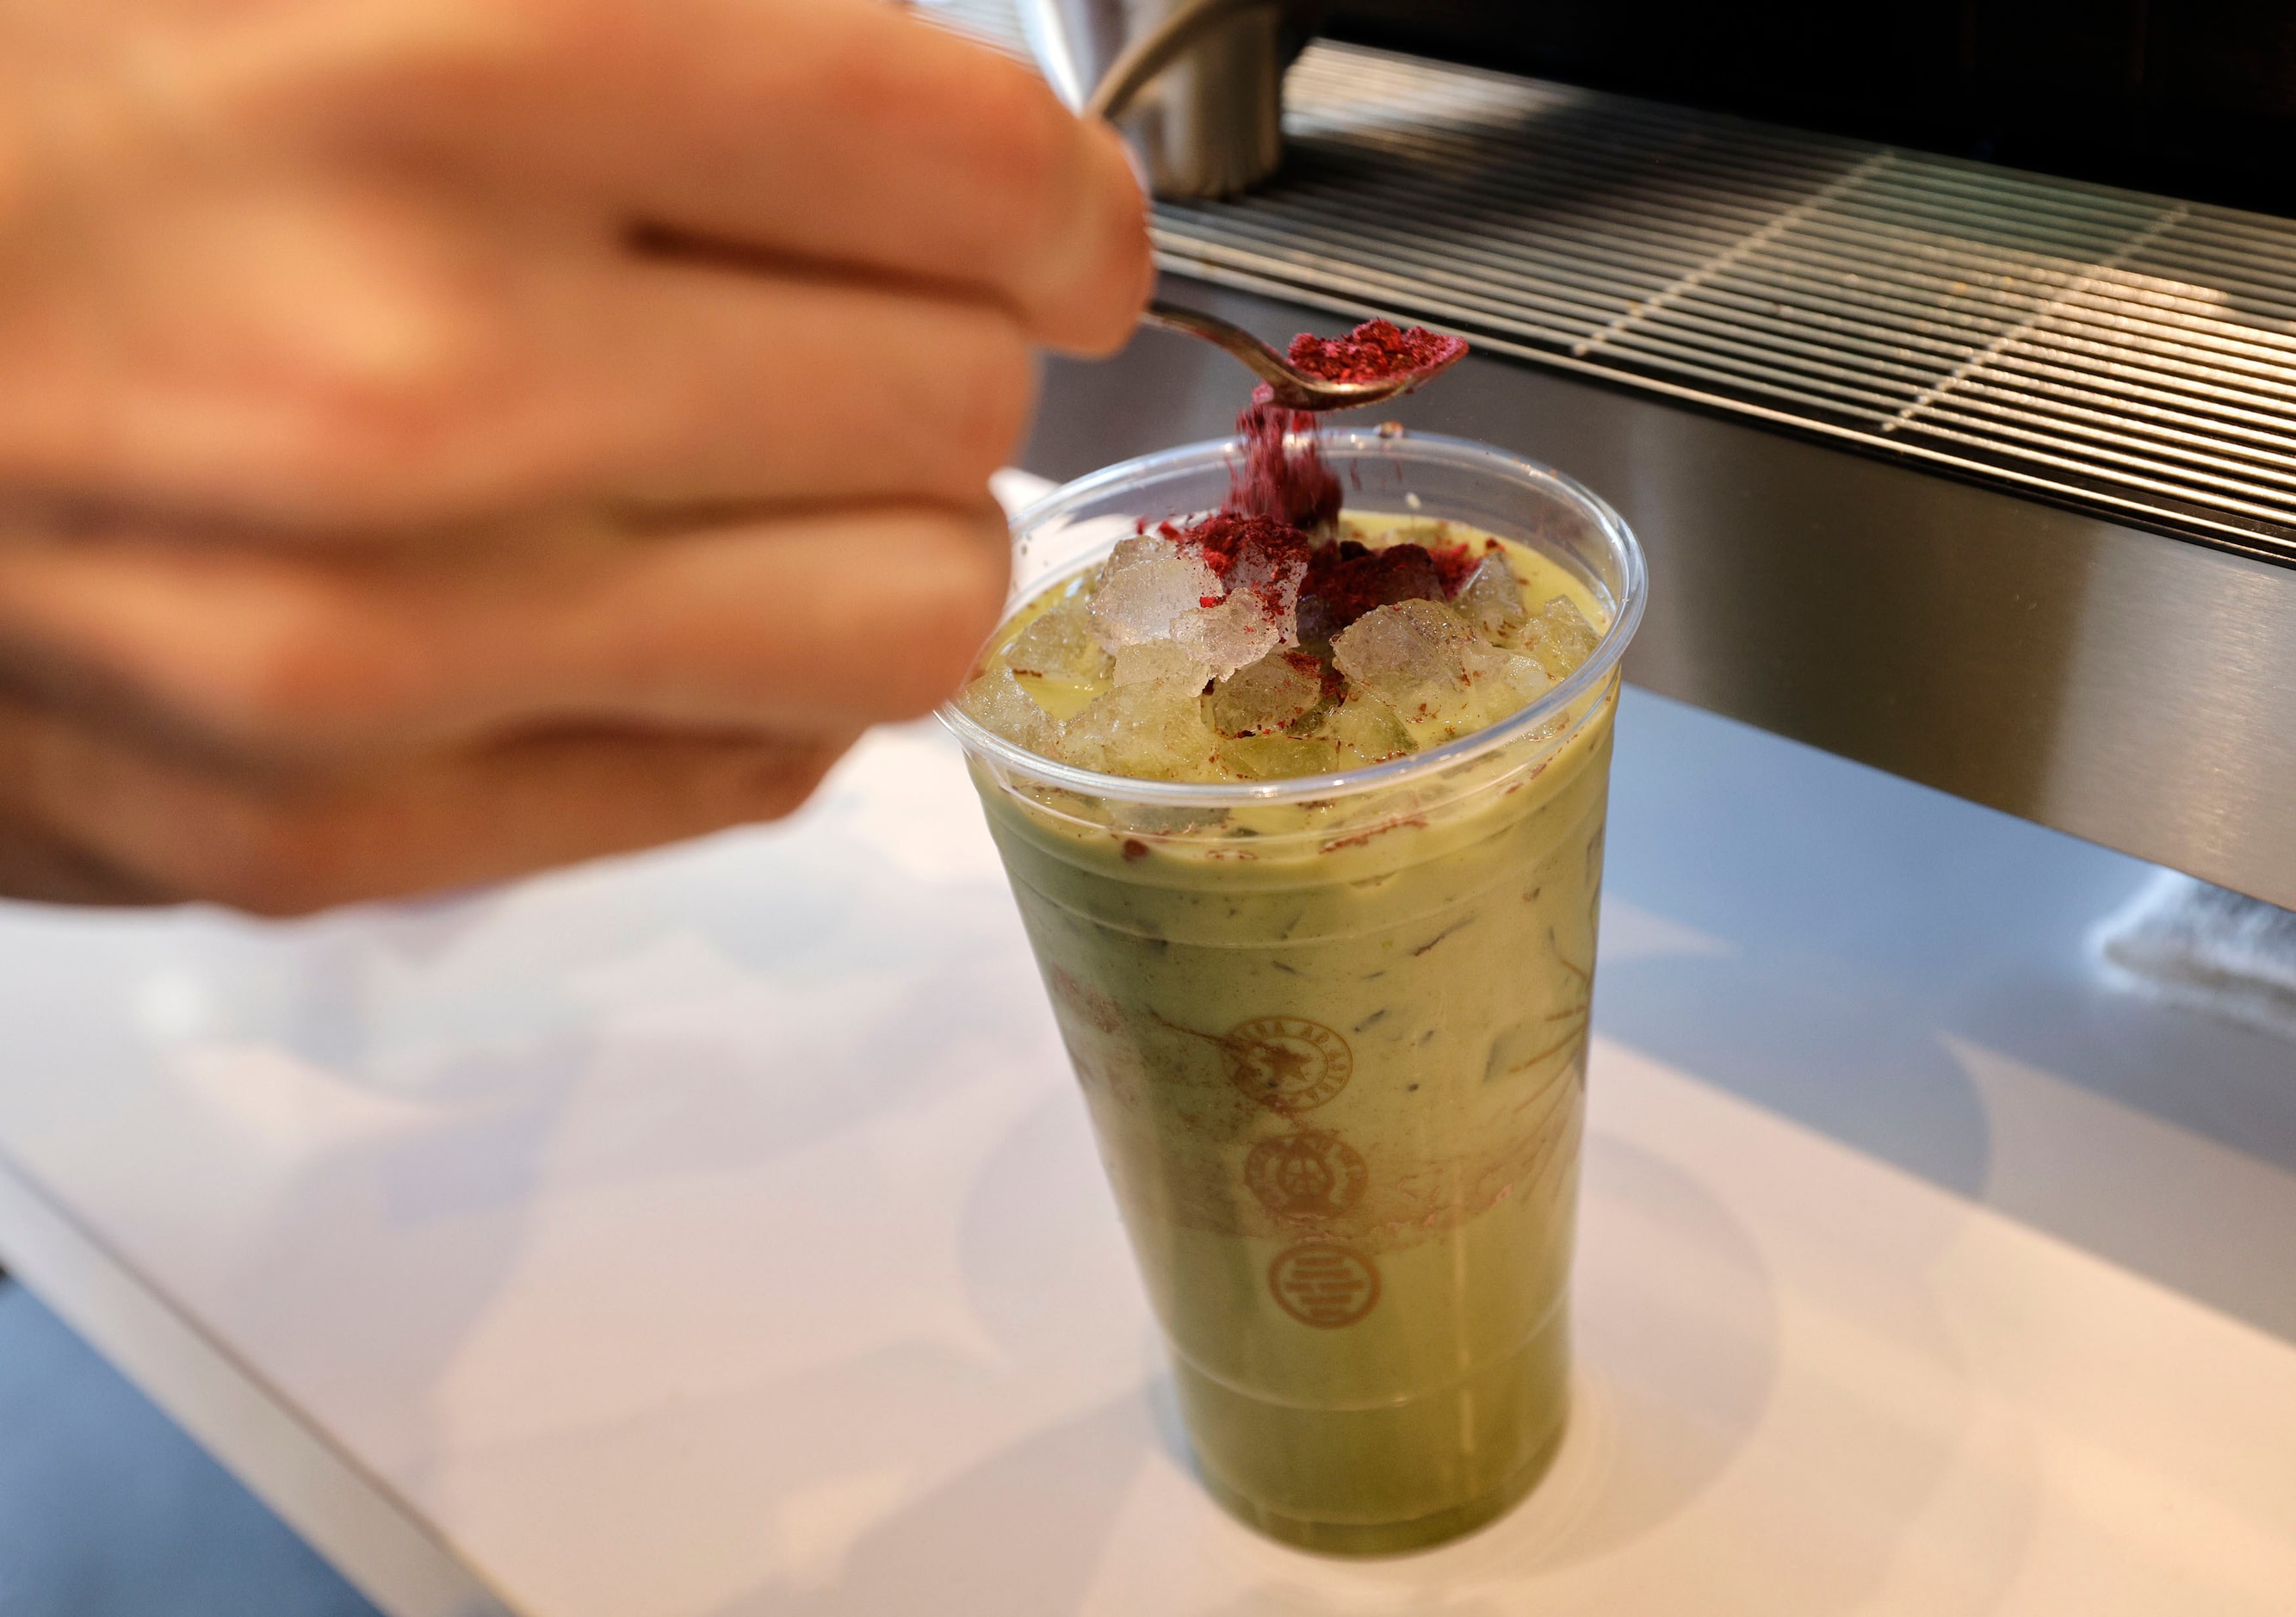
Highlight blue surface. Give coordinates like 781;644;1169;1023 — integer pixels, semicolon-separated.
1600;688;2296;1343
0;1279;382;1617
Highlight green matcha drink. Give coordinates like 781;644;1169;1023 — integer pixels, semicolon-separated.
946;430;1645;1553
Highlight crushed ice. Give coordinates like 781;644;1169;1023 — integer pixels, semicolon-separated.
964;521;1600;782
1088;536;1221;653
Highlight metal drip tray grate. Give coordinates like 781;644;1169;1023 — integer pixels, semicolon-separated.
930;2;2296;565
1169;45;2296;563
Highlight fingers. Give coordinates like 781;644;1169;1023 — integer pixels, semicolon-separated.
8;0;1142;530
0;180;1042;529
227;0;1153;354
0;694;856;914
550;258;1044;511
0;0;1114;915
0;502;1010;762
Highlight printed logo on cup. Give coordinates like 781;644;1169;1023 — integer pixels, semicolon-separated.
1246;1131;1368;1221
1222;1017;1352;1112
1268;1242;1382;1328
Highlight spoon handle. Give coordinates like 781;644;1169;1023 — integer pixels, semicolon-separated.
1141;300;1303;393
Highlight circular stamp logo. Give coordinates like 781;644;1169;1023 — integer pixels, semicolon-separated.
1245;1131;1369;1221
1268;1242;1382;1329
1222;1017;1352;1112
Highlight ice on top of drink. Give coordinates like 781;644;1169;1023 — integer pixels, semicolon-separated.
959;497;1602;784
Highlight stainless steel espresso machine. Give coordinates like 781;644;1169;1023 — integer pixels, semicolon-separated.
948;0;2296;920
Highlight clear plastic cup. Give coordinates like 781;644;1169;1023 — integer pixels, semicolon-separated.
944;428;1646;1553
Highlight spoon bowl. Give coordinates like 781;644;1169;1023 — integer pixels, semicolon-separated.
1142;301;1468;412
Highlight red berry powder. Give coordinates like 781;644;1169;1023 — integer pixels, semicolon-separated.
1228;387;1342;533
1287;319;1469;386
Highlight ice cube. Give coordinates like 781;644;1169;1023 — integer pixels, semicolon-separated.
1061;676;1222;781
1216;734;1342;780
1218;525;1309;646
1332;598;1559;745
1330;599;1485;741
1455;553;1528;640
1514;596;1600;680
1209;649;1324;737
1317;692;1414;766
1003;594;1111;681
1173;593;1284;680
1111;640;1215;691
1088;536;1222;652
1144;515;1311;677
957;666;1062;756
1460;642;1552;728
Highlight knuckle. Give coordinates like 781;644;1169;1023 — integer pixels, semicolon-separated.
166;600;426;747
258;293;514;516
184;185;521;520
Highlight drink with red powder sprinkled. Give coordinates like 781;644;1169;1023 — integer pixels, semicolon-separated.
946;344;1644;1554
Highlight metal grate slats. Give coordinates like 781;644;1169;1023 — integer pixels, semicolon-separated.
926;0;2296;561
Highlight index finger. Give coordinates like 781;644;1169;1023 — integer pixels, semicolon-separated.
232;0;1154;354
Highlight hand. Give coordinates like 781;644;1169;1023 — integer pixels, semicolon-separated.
0;0;1149;912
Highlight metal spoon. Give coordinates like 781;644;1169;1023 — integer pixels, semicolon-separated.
1139;300;1465;411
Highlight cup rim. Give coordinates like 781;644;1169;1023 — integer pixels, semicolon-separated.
938;428;1648;807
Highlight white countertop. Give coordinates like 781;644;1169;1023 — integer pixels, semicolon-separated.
1;687;2292;1617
